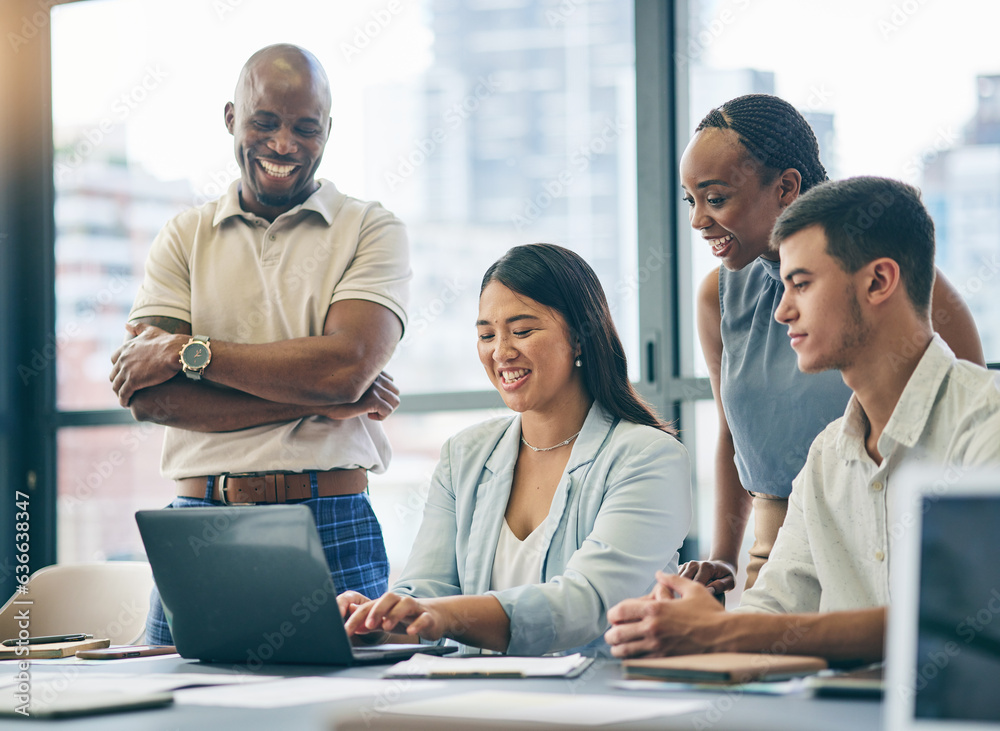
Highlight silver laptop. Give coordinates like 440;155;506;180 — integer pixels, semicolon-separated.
886;463;1000;730
135;505;456;666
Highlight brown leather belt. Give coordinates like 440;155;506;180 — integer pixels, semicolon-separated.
176;469;367;505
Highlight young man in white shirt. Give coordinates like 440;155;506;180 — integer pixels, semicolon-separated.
605;176;1000;663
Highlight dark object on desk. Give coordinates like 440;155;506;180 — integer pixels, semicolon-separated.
135;506;457;666
1;632;92;646
623;652;827;683
0;691;173;719
0;637;110;659
76;644;178;659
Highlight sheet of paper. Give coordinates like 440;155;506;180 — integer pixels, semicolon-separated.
0;653;178;666
613;677;810;696
0;671;270;697
176;677;447;708
383;652;591;678
384;690;710;725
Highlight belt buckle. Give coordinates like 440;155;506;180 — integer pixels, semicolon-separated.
217;473;259;506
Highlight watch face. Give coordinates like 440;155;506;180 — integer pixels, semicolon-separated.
184;343;210;369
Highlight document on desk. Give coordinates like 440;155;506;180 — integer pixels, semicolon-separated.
383;653;593;678
176;677;447;708
0;671;272;697
384;690;710;726
614;677;811;696
0;652;177;665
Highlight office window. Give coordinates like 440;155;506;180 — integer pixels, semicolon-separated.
679;0;1000;565
683;0;1000;374
50;0;639;567
57;425;173;563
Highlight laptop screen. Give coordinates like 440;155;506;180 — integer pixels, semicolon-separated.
914;494;1000;723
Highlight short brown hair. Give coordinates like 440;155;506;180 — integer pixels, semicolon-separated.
771;176;935;314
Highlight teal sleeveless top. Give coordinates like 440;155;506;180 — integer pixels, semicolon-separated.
718;257;852;497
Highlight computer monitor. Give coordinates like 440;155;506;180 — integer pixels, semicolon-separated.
886;463;1000;730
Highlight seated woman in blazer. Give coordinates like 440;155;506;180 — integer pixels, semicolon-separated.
339;243;692;655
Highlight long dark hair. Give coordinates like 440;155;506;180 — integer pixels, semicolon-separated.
696;94;828;193
481;244;675;434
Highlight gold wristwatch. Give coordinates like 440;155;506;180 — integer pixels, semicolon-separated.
179;335;212;380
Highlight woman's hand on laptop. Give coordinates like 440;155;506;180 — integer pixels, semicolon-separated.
338;590;397;646
337;590;372;620
344;592;448;642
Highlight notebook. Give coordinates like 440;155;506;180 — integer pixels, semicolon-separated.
135;506;456;666
885;463;1000;730
0;638;110;660
622;652;827;683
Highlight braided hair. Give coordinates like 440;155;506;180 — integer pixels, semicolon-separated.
695;94;828;193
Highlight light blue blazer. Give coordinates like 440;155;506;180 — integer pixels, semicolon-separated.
392;402;693;656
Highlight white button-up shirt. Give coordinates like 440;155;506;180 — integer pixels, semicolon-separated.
737;336;1000;615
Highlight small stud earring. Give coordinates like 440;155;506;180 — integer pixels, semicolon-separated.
575;357;582;367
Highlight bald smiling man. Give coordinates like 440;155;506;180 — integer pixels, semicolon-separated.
110;45;412;646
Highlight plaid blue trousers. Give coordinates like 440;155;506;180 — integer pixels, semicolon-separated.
144;490;389;646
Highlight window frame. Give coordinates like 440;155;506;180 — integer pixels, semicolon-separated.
0;0;714;601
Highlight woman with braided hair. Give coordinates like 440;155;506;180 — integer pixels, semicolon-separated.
679;94;985;596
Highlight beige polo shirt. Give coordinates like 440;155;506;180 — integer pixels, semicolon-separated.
129;179;411;480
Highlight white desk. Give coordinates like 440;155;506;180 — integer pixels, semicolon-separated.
0;656;882;730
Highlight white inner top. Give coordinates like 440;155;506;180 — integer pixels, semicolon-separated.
489;518;546;592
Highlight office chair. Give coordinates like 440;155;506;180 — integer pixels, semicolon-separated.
0;562;153;645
